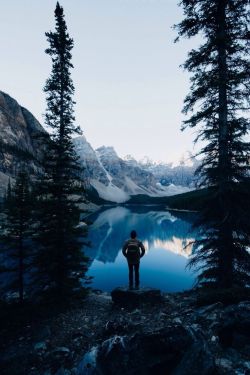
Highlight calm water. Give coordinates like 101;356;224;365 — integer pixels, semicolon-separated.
84;206;198;292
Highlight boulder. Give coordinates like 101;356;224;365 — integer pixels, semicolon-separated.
77;325;193;375
111;287;163;307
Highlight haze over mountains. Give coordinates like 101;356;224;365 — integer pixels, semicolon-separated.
0;91;198;202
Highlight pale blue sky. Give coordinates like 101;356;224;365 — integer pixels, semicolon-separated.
0;0;200;162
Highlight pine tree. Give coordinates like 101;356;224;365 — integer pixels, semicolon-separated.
34;2;88;300
175;0;250;287
0;171;33;303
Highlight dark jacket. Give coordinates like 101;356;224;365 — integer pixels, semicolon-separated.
122;238;145;264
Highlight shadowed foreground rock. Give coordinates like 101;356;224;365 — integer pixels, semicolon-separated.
77;325;215;375
111;287;163;307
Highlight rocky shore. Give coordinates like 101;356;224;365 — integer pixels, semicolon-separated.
1;288;250;375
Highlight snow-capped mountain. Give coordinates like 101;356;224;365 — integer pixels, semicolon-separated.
133;153;199;188
73;136;195;203
74;136;162;203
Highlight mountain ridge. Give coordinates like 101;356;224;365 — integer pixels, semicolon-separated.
73;135;195;203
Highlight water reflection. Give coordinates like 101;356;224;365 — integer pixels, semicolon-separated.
144;237;193;258
84;206;197;292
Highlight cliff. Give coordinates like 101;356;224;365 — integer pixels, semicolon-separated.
0;91;46;196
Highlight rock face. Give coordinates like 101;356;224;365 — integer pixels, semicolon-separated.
73;136;109;186
0;92;45;153
0;91;46;196
111;287;163;307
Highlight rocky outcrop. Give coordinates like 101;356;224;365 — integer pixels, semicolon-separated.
78;327;216;375
1;290;250;375
0;92;45;153
0;91;46;196
78;325;196;375
77;294;250;375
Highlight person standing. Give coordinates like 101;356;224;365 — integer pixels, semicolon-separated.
122;230;145;289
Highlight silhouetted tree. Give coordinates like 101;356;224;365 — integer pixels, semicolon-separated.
175;0;250;287
0;171;32;303
34;2;88;300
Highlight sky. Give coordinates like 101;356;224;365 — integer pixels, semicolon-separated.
0;0;201;163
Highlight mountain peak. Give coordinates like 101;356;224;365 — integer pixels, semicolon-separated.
96;146;119;159
73;135;87;143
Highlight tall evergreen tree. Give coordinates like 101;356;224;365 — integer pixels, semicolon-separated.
34;2;88;300
175;0;250;287
0;171;32;303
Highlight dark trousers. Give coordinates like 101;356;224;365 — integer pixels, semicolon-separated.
128;263;140;286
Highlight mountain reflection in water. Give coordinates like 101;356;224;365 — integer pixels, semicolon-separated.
84;206;198;292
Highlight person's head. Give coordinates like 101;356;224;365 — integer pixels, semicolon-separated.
130;230;137;239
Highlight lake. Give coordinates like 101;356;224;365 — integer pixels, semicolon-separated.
84;206;198;292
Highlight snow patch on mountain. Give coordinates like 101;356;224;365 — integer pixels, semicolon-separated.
90;179;129;203
154;183;191;196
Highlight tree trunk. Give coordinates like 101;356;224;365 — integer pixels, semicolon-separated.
217;0;229;190
216;0;233;288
